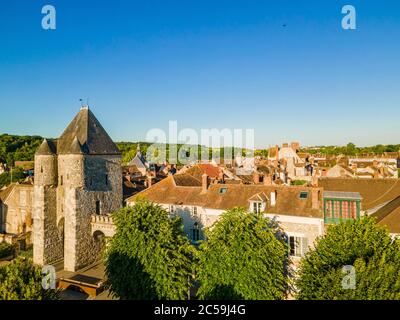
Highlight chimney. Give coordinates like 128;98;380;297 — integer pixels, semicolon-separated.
202;173;209;193
264;174;272;186
311;188;320;210
270;191;276;206
253;172;260;184
311;175;318;187
147;175;152;188
218;170;225;183
351;163;357;171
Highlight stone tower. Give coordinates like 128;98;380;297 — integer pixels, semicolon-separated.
33;107;122;272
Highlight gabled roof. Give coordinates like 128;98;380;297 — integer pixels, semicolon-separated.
248;192;269;202
127;177;323;218
57;107;120;155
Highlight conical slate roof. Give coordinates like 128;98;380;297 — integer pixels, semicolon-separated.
36;139;57;155
69;136;84;154
57;107;120;155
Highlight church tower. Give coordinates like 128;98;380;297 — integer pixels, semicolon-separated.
33;107;122;272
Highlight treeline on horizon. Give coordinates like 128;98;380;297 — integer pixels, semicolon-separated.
0;134;399;167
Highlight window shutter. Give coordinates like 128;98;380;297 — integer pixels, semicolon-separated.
301;237;309;256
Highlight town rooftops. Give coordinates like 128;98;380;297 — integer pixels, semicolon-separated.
127;175;323;218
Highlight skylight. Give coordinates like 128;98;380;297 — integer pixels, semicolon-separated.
299;191;308;199
219;187;228;194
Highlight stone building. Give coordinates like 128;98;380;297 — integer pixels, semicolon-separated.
33;107;122;272
0;181;34;246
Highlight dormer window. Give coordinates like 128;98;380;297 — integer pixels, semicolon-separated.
252;202;262;213
219;187;228;194
248;192;268;213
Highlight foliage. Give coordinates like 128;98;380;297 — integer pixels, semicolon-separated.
0;242;15;259
296;217;400;300
0;167;26;189
300;142;400;156
291;180;307;186
105;200;195;300
196;208;290;300
0;258;59;300
0;134;43;166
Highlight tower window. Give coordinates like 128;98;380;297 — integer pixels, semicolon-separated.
105;174;108;186
95;201;101;215
41;166;43;173
60;175;63;185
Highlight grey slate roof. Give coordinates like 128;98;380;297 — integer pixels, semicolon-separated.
57;107;120;155
35;139;57;155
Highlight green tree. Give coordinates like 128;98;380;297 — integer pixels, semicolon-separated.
296;217;400;300
0;242;15;259
196;208;290;300
105;200;195;300
0;258;59;300
0;167;26;189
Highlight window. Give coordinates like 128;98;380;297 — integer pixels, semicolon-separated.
169;205;175;213
191;222;200;242
105;174;108;186
252;202;262;213
299;191;308;199
95;201;101;215
191;229;200;241
288;236;308;257
60;175;63;186
193;206;198;215
219;187;228;194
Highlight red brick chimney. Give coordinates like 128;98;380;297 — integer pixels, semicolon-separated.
264;174;272;186
253;172;260;184
202;173;209;193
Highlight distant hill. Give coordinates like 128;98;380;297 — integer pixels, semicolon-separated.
0;134;243;166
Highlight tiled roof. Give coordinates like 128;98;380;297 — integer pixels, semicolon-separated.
128;176;323;218
372;196;400;234
173;174;202;187
319;177;400;210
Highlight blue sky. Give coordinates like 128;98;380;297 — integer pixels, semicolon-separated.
0;0;399;148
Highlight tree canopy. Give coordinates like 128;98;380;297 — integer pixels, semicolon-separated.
0;258;59;300
296;217;400;300
0;167;26;189
105;200;195;300
196;208;290;300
